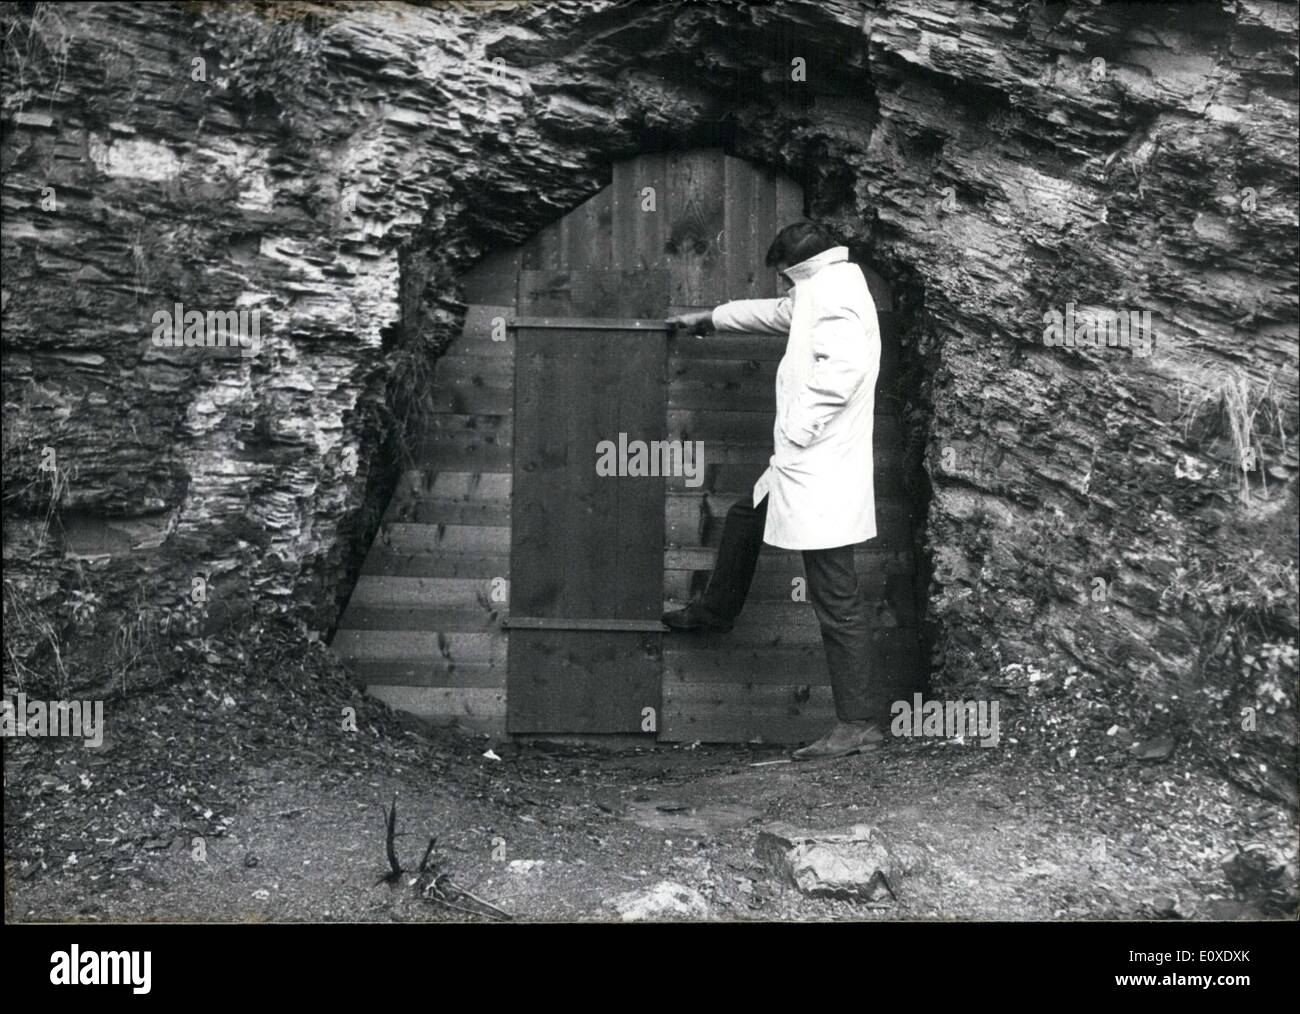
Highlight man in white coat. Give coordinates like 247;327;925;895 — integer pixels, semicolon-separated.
664;221;881;760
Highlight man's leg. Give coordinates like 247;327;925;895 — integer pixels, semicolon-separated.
662;494;766;631
793;545;878;758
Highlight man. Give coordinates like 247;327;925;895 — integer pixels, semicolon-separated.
664;221;881;761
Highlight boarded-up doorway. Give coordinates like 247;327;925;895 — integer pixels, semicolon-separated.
332;149;921;742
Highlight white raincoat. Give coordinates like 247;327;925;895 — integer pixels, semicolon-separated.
710;246;879;550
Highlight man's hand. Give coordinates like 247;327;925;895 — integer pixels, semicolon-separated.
665;310;714;337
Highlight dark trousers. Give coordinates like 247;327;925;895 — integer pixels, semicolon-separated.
699;495;873;722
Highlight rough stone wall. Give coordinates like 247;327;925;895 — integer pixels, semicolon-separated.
2;1;1296;799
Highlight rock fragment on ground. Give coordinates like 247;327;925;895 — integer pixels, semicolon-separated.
607;880;711;921
756;823;897;902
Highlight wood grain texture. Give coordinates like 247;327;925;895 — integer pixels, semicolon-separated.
507;630;661;734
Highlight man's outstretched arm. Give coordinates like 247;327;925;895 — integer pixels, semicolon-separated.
666;297;793;337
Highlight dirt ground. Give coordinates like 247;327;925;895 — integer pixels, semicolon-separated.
4;634;1296;923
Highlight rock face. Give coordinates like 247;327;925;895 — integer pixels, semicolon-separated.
1;3;1295;798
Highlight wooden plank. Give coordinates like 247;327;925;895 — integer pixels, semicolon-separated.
559;188;614;270
371;523;510;554
450;304;517;354
665;150;727;306
433;355;514;385
383;497;510;525
336;605;505;633
576;186;614;269
517;270;670;319
347;576;504;609
631;152;668;271
505;617;667;632
413;415;512;470
366;686;507;729
395;471;511;500
332;629;506;664
660;627;923;743
755;167;781;297
506;630;661;734
723;154;758;300
611;153;668;271
661;683;836;744
353;660;503;688
615;329;670;617
774;171;804;229
360;550;510;580
668;409;775;444
428;380;511;415
664;643;825;682
665;492;706;546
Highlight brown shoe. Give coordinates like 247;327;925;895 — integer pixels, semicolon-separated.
792;720;884;761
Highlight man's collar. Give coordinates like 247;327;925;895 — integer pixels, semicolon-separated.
782;246;849;283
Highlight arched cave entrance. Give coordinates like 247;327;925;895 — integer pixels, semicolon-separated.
331;148;928;744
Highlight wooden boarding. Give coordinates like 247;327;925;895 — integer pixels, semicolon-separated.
368;685;506;732
508;630;661;734
518;269;670;319
332;149;923;743
664;629;922;683
333;629;506;665
508;320;668;733
661;684;836;744
360;550;509;580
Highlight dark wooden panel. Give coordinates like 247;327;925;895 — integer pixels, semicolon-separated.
518;269;669;318
510;324;666;622
509;321;668;733
507;630;662;733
